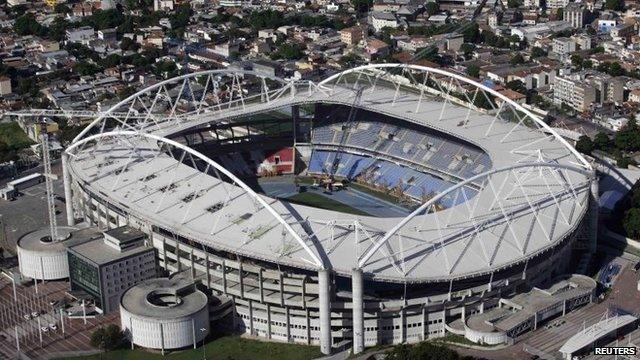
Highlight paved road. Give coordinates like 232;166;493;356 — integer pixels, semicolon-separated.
0;177;67;254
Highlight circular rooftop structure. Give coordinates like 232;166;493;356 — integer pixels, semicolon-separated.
120;277;210;350
17;226;75;280
67;64;594;283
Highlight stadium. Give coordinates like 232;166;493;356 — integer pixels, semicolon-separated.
61;64;598;354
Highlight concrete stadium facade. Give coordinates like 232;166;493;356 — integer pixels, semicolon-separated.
62;64;598;354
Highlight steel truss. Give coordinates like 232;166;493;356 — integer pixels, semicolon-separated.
65;65;595;280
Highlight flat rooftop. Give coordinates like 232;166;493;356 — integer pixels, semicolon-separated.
68;234;153;266
466;275;597;334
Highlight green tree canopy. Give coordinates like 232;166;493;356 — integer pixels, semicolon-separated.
575;135;594;155
466;64;480;78
605;0;624;11
594;132;610;150
425;2;439;15
510;53;525;65
531;47;547;58
14;13;44;36
90;325;123;352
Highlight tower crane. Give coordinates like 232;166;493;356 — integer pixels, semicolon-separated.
39;119;62;242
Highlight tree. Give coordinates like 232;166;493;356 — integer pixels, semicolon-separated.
594;132;610;150
609;62;625;76
90;325;122;352
54;3;71;14
605;0;624;11
425;2;439;15
531;47;547;58
571;54;583;68
506;80;526;93
624;208;640;239
556;8;564;19
575;135;594;155
270;43;304;60
461;23;481;43
508;0;522;7
460;43;475;55
510;53;524;65
615;118;640;152
117;86;137;100
466;64;480;78
351;0;373;13
14;14;44;36
386;341;464;360
73;62;103;76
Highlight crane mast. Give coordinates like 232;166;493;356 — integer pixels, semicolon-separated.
40;119;60;242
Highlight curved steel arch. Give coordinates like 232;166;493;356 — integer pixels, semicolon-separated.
318;63;592;171
66;130;325;269
72;69;290;144
358;161;593;269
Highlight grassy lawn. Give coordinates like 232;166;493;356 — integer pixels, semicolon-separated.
0;122;33;148
286;191;371;216
56;335;322;360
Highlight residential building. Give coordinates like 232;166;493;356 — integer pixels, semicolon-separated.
571;34;592;50
364;38;390;59
488;10;502;29
629;89;640;103
340;26;364;46
598;19;617;33
547;0;570;8
564;3;587;29
371;12;400;32
154;0;174;11
553;75;597;112
66;27;95;43
0;76;11;96
611;24;635;43
67;226;156;313
552;37;577;56
553;71;624;111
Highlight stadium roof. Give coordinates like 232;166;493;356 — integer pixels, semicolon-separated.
67;65;593;282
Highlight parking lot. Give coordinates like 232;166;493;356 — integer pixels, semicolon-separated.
0;174;67;255
0;163;122;359
0;277;120;359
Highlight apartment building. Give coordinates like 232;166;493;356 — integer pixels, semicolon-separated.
553;71;625;112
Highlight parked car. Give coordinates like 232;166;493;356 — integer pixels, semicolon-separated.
31;312;39;318
40;327;48;333
23;314;30;320
49;323;57;331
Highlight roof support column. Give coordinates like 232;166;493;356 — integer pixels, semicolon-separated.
62;153;75;226
352;268;364;355
249;300;254;335
318;268;332;355
266;303;272;339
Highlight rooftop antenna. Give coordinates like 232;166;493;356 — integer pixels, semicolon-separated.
40;118;62;242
